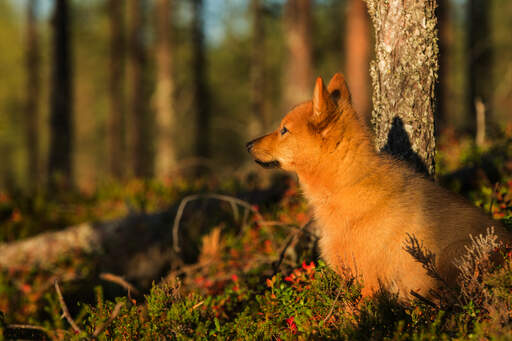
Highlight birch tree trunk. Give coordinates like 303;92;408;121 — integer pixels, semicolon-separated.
154;0;177;179
365;0;439;176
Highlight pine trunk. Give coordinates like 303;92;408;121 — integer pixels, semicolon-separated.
108;0;125;179
127;0;153;178
249;0;267;134
154;0;177;179
283;0;313;110
48;0;73;189
25;0;40;191
468;0;491;142
345;0;370;123
365;0;439;176
192;0;210;163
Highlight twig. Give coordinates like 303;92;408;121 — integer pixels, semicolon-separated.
100;273;140;297
54;280;82;335
92;302;125;338
3;324;51;340
272;220;314;275
410;290;439;308
323;283;344;324
172;193;264;252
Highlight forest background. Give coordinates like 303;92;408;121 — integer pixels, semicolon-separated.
0;0;511;192
1;0;512;339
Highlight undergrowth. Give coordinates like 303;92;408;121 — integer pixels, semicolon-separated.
0;137;511;340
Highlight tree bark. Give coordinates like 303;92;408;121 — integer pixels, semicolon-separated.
283;0;313;110
365;0;439;176
192;0;210;164
107;0;126;179
0;212;174;285
249;0;267;134
25;0;40;192
468;0;492;138
127;0;153;178
154;0;177;179
48;0;73;189
345;0;370;123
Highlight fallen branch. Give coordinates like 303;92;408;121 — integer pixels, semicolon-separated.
92;302;125;338
2;324;51;340
54;280;82;335
172;193;264;252
0;211;175;284
100;273;140;296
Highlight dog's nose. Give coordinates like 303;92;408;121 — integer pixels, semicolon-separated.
246;141;254;152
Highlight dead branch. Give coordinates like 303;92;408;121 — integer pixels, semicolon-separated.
172;193;264;252
54;280;82;335
100;273;140;296
323;283;344;324
3;324;52;341
410;290;439;308
272;219;314;275
92;302;125;338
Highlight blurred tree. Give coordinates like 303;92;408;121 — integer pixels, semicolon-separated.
127;0;153;178
436;0;451;133
365;0;438;176
154;0;177;179
345;0;370;123
192;0;210;166
249;0;267;134
468;0;492;140
48;0;73;189
107;0;126;179
25;0;40;191
283;0;313;109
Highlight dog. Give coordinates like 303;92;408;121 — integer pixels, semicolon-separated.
247;73;510;299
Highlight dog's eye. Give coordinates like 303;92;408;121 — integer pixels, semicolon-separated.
280;126;289;136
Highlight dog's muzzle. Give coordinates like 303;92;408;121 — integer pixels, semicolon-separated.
246;139;280;169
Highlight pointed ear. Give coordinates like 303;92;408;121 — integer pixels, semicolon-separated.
327;73;351;106
311;77;336;127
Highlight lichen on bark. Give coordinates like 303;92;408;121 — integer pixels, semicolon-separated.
365;0;439;176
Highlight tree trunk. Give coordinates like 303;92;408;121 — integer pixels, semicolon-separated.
192;0;210;164
0;212;174;285
127;0;153;178
107;0;126;179
283;0;313;110
25;0;40;192
435;0;451;133
345;0;370;123
154;0;177;179
365;0;439;176
48;0;73;189
249;0;267;134
468;0;492;140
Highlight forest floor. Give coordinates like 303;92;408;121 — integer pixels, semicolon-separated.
1;132;512;340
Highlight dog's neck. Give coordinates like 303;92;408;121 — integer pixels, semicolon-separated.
296;108;390;217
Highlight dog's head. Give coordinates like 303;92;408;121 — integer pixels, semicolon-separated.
246;73;352;172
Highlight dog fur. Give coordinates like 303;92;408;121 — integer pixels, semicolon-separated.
247;73;510;299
